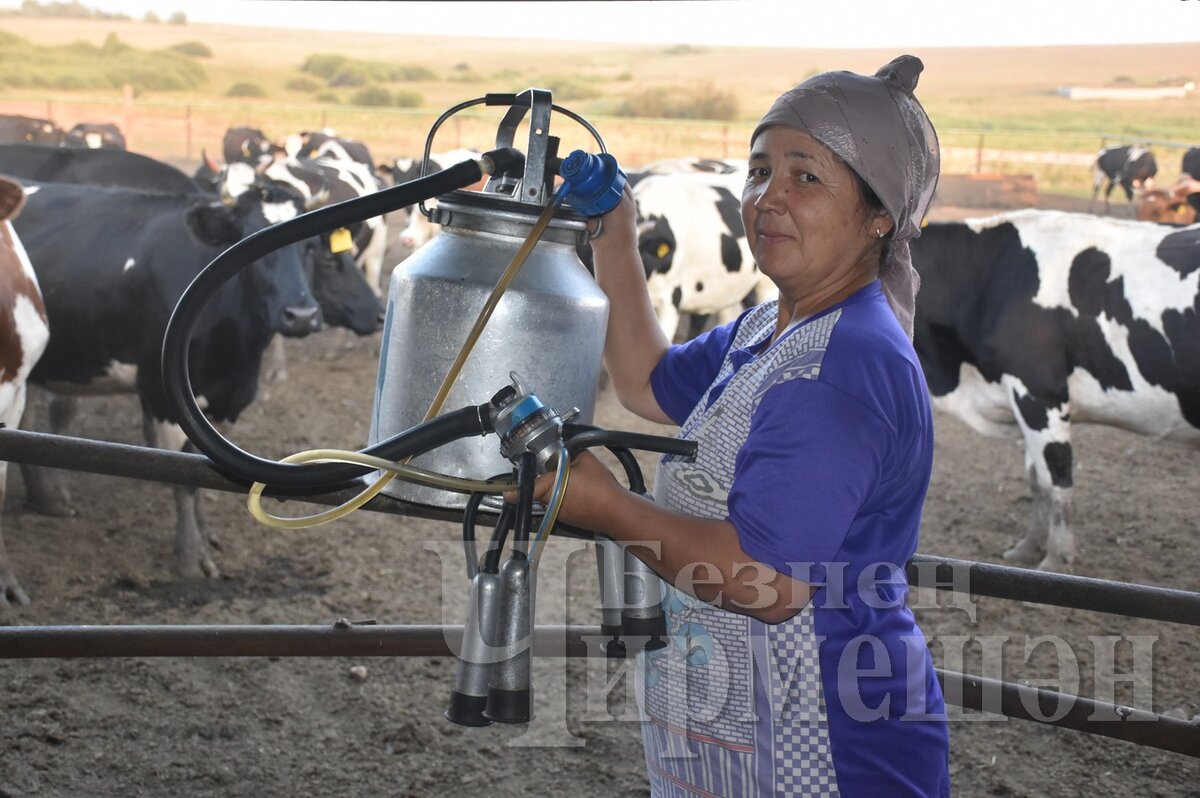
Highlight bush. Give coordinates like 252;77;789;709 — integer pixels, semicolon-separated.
314;91;339;103
168;10;186;24
351;85;391;106
227;81;265;97
614;71;633;82
447;68;483;83
533;73;602;101
168;40;211;58
613;83;738;120
301;53;435;84
0;30;207;92
391;89;421;108
329;65;368;87
663;44;703;55
286;76;320;92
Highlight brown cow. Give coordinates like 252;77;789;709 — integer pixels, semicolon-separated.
0;177;50;606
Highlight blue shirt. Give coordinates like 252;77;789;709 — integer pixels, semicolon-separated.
641;282;949;797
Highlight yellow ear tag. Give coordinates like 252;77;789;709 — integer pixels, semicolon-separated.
329;227;354;253
656;243;670;259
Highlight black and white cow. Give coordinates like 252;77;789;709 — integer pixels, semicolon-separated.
910;209;1200;570
0;177;50;606
223;126;280;169
0;114;65;146
0;145;382;337
0;143;200;193
14;180;321;579
1092;145;1157;209
64;122;126;150
383;149;483;251
222;157;389;296
289;130;376;173
632;171;776;340
1179;147;1200;217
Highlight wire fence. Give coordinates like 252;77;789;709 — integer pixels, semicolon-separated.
1;95;1196;196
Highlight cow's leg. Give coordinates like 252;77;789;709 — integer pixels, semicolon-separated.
142;414;218;579
19;387;77;517
0;382;30;606
1001;381;1075;571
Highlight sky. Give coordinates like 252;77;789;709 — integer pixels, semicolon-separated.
4;0;1199;49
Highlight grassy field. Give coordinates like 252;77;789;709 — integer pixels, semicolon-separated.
1;15;1197;194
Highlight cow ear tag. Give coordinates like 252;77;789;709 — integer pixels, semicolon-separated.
657;243;670;259
329;227;353;253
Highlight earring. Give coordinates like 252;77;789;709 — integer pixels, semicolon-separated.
875;228;884;239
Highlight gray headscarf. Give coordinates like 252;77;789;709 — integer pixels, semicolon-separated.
752;55;940;337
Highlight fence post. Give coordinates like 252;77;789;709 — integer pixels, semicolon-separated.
122;84;134;151
975;133;984;174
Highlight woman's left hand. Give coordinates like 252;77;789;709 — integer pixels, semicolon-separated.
505;450;628;533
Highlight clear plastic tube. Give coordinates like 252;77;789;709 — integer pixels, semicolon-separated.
530;444;571;568
246;449;518;529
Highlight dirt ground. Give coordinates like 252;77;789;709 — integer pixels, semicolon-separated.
1;198;1197;797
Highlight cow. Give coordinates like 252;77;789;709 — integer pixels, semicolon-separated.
221;156;389;295
64;122;126;150
14;179;322;579
1179;146;1200;218
1136;189;1197;225
0;144;382;337
289;130;376;173
0;177;50;606
639;156;747;176
909;209;1200;571
382;149;482;251
223;126;280;169
632;171;777;341
1092;145;1157;210
0;114;65;146
0;143;201;193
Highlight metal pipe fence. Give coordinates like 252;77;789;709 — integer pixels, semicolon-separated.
0;428;1197;758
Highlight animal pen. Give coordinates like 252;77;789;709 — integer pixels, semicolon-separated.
0;426;1197;762
2;90;1197;783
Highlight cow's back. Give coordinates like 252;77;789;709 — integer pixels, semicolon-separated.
914;209;1200;440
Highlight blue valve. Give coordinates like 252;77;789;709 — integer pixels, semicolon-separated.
558;150;626;216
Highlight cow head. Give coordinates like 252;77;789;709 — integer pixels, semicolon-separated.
304;233;384;335
184;184;322;338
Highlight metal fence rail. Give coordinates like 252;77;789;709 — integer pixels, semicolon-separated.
0;622;1195;757
1;428;1197;758
2;428;1197;626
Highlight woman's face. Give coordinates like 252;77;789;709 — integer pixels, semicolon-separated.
742;126;892;302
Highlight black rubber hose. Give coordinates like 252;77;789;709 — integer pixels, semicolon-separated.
462;491;487;578
482;502;517;575
161;155;522;491
514;452;537;548
564;427;696;461
605;446;646;495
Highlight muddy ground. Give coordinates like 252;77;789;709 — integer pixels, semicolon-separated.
1;199;1197;797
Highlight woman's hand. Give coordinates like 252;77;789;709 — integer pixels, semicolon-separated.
588;184;640;255
505;450;627;532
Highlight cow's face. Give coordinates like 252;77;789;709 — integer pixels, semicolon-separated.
742;127;891;296
185;186;322;338
305;234;384;335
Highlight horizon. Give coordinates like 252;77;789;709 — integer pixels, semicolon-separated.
0;0;1198;50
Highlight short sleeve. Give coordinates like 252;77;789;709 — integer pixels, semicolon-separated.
649;319;740;425
728;378;891;577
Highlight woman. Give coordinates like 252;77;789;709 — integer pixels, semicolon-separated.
542;55;948;796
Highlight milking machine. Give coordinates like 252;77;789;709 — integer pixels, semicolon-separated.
161;89;691;726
